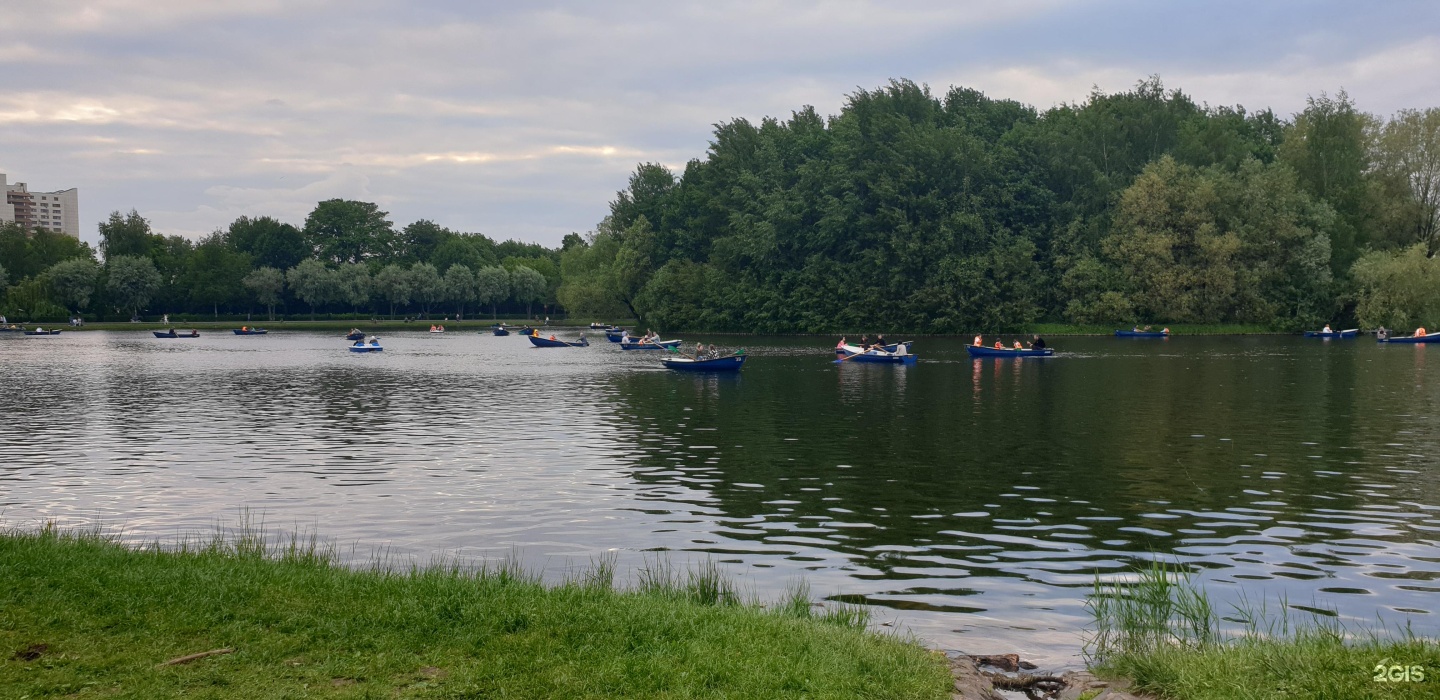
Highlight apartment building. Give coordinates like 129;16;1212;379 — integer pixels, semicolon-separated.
1;173;79;238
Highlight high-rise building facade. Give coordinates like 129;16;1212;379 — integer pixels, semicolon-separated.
1;173;79;238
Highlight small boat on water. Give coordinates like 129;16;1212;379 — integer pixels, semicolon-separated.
835;341;912;355
1304;329;1358;338
514;326;534;335
589;322;614;329
153;329;199;338
966;345;1054;358
834;347;917;364
345;330;365;341
661;354;746;371
232;328;267;335
1378;333;1439;344
528;334;590;348
605;328;626;343
492;326;510;336
429;325;446;334
620;338;682;350
24;328;62;336
1115;330;1169;338
349;339;383;352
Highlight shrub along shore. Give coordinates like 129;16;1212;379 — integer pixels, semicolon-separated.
12;319;1295;336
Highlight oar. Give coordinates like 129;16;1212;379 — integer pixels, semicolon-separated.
837;342;873;362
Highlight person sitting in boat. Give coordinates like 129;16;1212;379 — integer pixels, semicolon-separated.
353;338;364;346
1030;335;1047;350
1132;326;1141;332
837;336;847;349
1322;324;1333;333
369;336;380;345
1013;340;1024;350
1378;326;1390;340
1418;327;1428;337
1161;327;1170;334
994;341;1004;349
694;341;705;358
973;335;982;347
708;343;719;359
549;334;558;341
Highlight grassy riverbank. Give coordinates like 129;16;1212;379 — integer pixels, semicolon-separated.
1088;562;1440;699
0;527;951;699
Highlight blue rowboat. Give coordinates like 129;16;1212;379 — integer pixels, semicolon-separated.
966;345;1054;358
514;326;534;335
1304;329;1358;338
24;329;62;336
232;328;267;335
153;330;199;338
620;339;681;350
835;341;912;355
834;350;916;364
349;344;383;352
528;334;589;348
605;328;626;342
492;327;510;336
1115;330;1168;338
1378;334;1439;344
661;354;746;371
345;331;365;340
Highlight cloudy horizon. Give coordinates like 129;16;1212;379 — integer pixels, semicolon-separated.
2;0;1437;250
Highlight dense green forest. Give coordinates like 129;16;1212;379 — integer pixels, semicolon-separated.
3;78;1438;330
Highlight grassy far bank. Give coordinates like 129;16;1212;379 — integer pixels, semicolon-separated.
0;527;952;699
41;320;1298;335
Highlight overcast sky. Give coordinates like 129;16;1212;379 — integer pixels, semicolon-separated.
2;0;1438;249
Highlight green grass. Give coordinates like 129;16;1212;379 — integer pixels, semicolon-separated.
1087;560;1440;699
0;525;951;699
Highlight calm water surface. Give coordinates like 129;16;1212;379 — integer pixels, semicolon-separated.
2;329;1438;665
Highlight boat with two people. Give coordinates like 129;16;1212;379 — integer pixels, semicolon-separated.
1377;327;1438;344
1115;326;1169;338
429;324;446;334
345;329;365;341
23;327;62;336
491;324;511;336
527;329;589;347
833;338;917;364
233;326;267;335
153;329;200;338
1304;324;1358;338
349;336;383;352
619;330;682;350
833;335;912;355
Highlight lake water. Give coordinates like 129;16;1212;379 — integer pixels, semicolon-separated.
2;329;1437;665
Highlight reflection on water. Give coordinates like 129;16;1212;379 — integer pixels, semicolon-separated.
1;330;1438;664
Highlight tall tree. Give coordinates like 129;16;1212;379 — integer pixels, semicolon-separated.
303;200;396;264
1279;91;1374;274
1377;108;1440;256
374;264;413;318
106;255;162;320
242;267;285;320
45;258;100;313
286;259;339;320
441;264;476;318
185;232;251;317
399;220;453;263
510;266;547;320
336;263;373;314
475;265;510;320
409;262;444;316
229;216;308;270
98;210;155;260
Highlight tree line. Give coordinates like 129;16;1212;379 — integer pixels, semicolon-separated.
0;201;562;322
3;77;1438;330
556;78;1440;332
